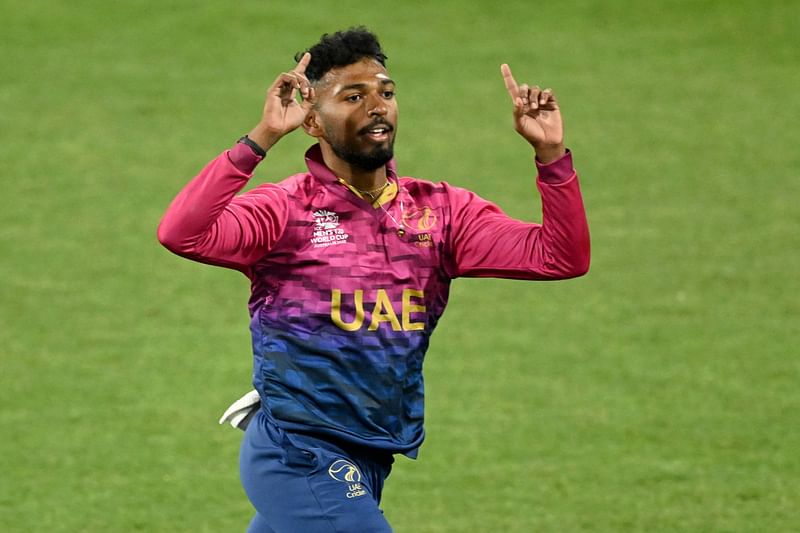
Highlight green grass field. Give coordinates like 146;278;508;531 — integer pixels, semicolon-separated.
2;0;798;531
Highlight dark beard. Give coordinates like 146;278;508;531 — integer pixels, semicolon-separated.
328;135;395;171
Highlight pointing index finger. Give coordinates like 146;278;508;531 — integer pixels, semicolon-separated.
293;52;311;74
501;63;520;101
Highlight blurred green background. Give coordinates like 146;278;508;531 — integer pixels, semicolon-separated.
2;0;798;531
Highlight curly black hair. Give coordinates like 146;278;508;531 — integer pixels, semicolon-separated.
296;27;388;83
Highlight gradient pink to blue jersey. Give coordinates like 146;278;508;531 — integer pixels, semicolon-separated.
159;143;589;455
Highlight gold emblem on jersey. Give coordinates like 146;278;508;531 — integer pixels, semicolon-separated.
402;206;438;231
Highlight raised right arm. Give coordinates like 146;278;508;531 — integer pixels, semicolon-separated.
156;145;288;271
157;53;316;271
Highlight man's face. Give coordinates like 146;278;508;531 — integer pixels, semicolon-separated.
310;58;398;171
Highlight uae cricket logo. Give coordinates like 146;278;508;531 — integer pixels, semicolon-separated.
311;209;350;248
402;206;438;248
328;459;367;499
402;206;438;231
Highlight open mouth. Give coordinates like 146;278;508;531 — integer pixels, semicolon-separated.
361;123;393;142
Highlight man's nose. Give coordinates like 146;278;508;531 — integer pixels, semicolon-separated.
367;94;388;116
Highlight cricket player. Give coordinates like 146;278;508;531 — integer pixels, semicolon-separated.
158;27;590;532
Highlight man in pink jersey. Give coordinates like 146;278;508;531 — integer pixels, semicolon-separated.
158;27;589;532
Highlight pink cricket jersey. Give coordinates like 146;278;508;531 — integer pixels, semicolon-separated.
158;143;589;456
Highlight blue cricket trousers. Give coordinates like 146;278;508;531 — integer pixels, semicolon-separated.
240;410;395;532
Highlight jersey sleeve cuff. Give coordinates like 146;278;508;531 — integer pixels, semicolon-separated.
536;149;574;184
227;141;264;175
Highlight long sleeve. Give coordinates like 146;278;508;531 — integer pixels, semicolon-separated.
445;150;590;280
157;146;289;273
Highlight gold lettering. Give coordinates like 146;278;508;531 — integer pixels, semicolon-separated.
331;289;365;331
402;289;426;331
368;289;402;331
332;289;426;332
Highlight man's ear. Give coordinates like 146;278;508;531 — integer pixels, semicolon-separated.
303;110;323;138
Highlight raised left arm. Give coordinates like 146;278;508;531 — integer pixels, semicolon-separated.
501;63;565;164
444;66;589;280
445;153;590;281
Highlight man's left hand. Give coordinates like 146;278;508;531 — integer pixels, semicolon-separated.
501;64;566;164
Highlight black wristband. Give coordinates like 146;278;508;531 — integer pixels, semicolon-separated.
237;135;267;157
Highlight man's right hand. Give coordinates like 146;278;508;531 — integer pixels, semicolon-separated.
247;52;315;152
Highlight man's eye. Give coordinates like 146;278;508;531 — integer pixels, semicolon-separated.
346;94;362;102
383;91;395;99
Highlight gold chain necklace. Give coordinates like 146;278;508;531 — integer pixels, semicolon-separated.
345;178;406;236
353;181;390;201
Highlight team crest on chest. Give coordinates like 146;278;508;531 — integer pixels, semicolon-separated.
402;206;438;248
311;209;350;248
402;206;438;231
